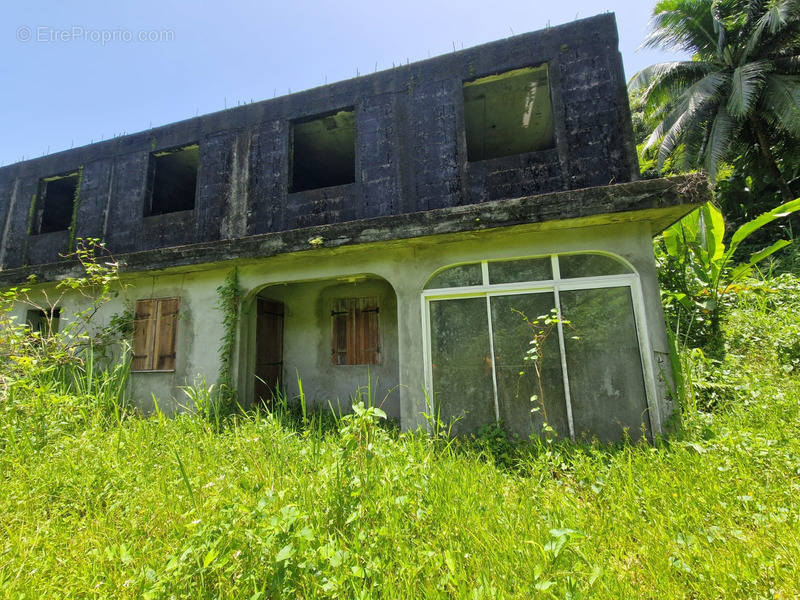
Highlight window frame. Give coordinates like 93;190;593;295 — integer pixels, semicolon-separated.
420;253;661;439
131;297;180;373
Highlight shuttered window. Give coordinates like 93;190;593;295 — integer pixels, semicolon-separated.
132;298;180;372
331;297;380;365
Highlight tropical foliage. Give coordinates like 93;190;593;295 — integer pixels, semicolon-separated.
656;197;800;348
630;0;800;203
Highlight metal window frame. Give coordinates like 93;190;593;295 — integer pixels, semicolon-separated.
420;254;661;439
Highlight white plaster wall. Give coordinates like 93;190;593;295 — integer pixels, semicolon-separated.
245;277;400;419
6;268;227;413
6;219;672;432
231;219;669;432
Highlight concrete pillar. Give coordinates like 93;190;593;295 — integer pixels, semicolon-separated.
394;281;429;431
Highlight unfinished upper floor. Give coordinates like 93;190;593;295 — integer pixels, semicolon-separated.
0;13;638;271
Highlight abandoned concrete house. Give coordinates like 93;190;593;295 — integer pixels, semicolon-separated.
0;13;708;441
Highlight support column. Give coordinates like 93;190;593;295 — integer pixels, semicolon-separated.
394;284;428;432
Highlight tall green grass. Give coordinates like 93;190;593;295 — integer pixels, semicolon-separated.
1;278;799;598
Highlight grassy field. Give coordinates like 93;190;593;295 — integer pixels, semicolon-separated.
1;278;799;598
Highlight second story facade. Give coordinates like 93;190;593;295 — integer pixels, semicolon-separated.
0;13;638;271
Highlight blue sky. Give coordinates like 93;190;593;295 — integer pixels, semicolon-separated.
0;1;689;167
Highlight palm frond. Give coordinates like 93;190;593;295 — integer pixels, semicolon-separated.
703;105;740;178
762;0;796;34
745;0;800;56
646;71;730;161
628;61;713;91
644;0;721;55
773;54;800;73
758;31;800;61
682;104;715;169
762;73;800;135
633;61;717;118
744;0;767;25
744;2;773;56
644;108;678;152
657;76;728;166
727;59;771;117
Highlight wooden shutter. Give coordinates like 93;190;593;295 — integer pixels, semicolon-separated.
331;297;380;365
131;297;179;371
355;297;380;365
331;298;349;365
132;299;157;371
153;298;179;371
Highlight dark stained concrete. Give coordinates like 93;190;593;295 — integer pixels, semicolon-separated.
0;14;644;272
0;175;710;286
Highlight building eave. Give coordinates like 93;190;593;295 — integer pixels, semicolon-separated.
0;174;709;286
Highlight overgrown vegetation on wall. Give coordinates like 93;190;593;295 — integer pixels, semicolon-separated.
0;239;131;415
67;167;84;252
215;267;241;407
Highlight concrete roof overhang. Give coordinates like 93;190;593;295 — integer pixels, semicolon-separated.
0;174;710;286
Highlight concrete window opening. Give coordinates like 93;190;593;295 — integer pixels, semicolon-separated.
145;145;199;216
291;109;355;192
331;296;380;365
463;64;555;162
423;253;654;442
132;298;180;372
26;308;61;335
33;172;79;234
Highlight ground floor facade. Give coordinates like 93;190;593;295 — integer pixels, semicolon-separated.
10;217;678;442
4;177;710;441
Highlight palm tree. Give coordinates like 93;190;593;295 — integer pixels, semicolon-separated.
630;0;800;202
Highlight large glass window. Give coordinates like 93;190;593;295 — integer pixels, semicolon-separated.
424;253;652;442
424;263;483;290
560;286;649;440
490;292;569;439
429;297;495;435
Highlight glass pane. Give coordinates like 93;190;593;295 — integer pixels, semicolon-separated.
488;257;552;284
424;263;483;289
558;253;632;279
430;298;495;434
490;293;569;440
560;287;650;441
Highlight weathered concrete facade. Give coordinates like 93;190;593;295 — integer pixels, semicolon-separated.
0;14;709;440
0;13;638;270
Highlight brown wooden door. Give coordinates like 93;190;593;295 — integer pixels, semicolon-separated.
255;299;284;406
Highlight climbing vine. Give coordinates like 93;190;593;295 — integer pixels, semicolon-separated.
216;267;241;405
67;167;84;252
26;191;38;236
